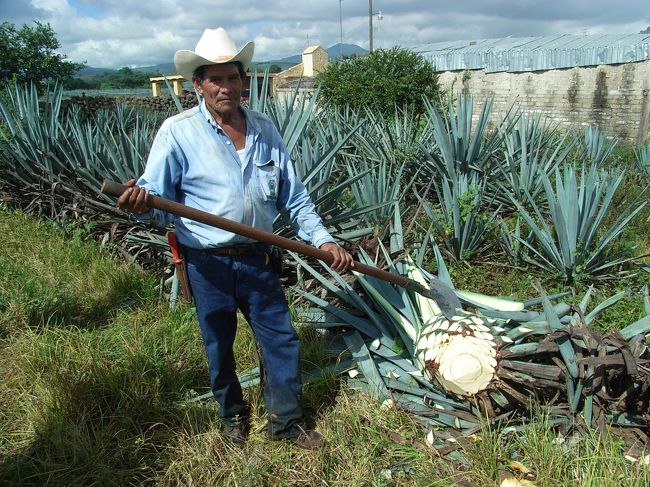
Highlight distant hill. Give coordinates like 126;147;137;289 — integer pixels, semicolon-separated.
132;63;176;75
75;43;367;77
75;66;117;77
275;43;367;63
75;63;176;77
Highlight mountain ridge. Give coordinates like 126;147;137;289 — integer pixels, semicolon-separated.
75;43;367;77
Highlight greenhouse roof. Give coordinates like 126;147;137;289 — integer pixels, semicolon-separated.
414;33;650;73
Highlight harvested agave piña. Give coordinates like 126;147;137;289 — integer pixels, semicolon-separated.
414;311;499;396
403;256;522;397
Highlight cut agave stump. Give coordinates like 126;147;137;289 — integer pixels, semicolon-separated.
415;311;498;396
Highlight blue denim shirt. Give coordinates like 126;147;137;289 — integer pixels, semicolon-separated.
135;100;335;250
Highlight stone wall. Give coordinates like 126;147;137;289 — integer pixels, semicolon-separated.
437;60;650;144
61;92;198;116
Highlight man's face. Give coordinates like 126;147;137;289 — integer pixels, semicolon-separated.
193;63;242;121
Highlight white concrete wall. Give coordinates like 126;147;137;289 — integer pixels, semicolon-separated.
437;60;650;144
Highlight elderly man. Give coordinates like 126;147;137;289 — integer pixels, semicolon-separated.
117;27;353;449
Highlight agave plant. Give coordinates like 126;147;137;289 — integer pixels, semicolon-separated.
493;112;575;211
417;171;496;261
580;124;617;166
0;83;163;194
352;106;426;176
501;110;560;155
634;141;650;175
284;225;650;456
0;84;153;244
497;216;545;272
1;80;386;293
510;163;646;282
422;94;512;179
0;83;66;183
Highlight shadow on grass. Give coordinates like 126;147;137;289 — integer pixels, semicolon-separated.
0;274;355;484
0;275;157;340
0;356;210;486
0;325;352;486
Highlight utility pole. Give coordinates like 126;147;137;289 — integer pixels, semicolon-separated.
339;0;343;58
369;0;373;52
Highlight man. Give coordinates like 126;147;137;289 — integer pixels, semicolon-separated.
117;27;353;449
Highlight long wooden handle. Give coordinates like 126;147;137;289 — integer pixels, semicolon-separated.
101;180;417;290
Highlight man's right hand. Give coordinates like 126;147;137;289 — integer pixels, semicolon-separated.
117;179;152;214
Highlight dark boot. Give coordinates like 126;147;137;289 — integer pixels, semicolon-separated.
221;419;249;446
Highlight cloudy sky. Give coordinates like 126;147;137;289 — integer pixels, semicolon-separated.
2;0;650;69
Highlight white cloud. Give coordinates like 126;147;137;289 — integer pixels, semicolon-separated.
3;0;649;68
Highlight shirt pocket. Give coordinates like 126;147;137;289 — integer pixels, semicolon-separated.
254;159;280;202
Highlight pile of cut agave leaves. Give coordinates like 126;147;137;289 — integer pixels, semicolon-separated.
289;235;650;463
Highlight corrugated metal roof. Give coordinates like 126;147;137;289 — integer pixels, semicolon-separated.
414;34;650;73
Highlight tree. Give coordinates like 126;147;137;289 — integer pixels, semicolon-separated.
0;21;84;86
316;46;443;117
100;67;153;89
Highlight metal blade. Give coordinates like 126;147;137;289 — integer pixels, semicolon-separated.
413;277;461;319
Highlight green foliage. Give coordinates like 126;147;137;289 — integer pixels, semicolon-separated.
0;21;84;87
61;66;158;90
423;95;507;178
0;214;451;485
97;67;157;89
0;170;649;485
635;140;650;174
466;412;650;487
60;75;101;90
316;46;443;117
0;83;161;192
581;124;618;166
420;172;496;262
493;112;575;211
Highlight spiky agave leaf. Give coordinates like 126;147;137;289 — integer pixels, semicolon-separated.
581;124;617;166
510;163;647;281
634;141;650;175
422;94;510;178
493;110;575;211
418;171;496;262
401;255;443;321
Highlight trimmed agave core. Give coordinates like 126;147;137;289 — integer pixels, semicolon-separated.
415;312;498;396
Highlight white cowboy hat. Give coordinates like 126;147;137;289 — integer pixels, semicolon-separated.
174;28;254;81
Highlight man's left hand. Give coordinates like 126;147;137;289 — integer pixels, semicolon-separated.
320;242;354;273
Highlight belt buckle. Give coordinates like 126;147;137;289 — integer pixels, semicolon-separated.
223;246;250;256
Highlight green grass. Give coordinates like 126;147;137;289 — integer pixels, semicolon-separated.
0;209;157;337
0;209;648;485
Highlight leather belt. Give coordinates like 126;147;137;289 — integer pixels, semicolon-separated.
191;245;270;264
203;246;259;256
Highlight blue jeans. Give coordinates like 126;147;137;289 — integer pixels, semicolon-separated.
185;245;304;439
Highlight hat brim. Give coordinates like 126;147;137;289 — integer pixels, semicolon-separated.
174;41;254;81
